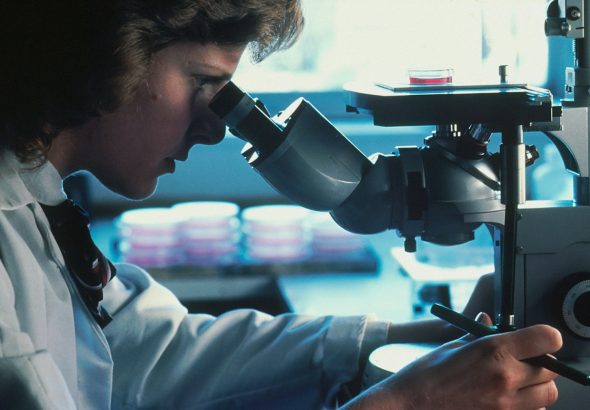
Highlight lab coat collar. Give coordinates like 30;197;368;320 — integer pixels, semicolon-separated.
0;149;67;210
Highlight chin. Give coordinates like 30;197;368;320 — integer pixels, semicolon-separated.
106;178;159;201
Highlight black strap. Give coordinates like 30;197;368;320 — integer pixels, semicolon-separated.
41;199;116;327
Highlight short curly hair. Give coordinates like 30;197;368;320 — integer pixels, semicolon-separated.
0;0;303;163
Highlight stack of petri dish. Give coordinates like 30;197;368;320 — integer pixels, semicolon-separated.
171;201;241;266
241;204;311;262
307;212;366;256
117;208;184;268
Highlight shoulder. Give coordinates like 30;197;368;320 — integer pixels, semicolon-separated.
0;150;35;211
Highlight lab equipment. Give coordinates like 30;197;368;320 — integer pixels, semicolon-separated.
115;203;376;274
209;2;590;405
308;211;367;256
171;201;241;266
363;343;434;389
241;204;311;262
117;208;184;268
392;244;493;317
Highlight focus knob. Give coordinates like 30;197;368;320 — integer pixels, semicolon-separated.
561;273;590;339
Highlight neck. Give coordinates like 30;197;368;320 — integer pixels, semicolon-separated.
47;128;83;178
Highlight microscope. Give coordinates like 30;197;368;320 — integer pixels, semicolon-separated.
209;1;590;406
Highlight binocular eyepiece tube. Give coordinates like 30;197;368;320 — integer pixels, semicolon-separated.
209;81;372;212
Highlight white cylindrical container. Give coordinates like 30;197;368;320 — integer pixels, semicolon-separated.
171;201;241;266
241;204;311;262
363;343;435;389
117;207;184;268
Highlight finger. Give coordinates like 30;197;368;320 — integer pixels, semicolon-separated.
457;312;494;342
513;380;559;410
475;311;493;326
494;324;563;361
514;362;559;389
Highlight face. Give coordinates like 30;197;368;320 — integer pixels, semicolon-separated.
75;42;245;199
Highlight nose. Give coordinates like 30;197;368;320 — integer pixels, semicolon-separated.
186;103;228;146
201;107;227;145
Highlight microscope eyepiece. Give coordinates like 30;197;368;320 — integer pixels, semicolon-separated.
208;81;245;119
209;81;285;157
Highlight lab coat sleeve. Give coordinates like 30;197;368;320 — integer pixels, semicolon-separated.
103;264;388;410
0;259;76;410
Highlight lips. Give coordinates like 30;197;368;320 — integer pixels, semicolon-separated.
163;158;176;173
172;153;189;162
170;146;190;162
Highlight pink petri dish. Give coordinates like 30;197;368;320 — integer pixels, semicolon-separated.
408;69;453;85
171;201;240;228
241;205;312;262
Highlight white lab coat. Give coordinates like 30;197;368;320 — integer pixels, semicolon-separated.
0;149;389;409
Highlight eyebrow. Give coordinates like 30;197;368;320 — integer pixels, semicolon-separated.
197;73;234;82
188;60;234;75
188;63;234;85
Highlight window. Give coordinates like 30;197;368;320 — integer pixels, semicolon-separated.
234;0;549;96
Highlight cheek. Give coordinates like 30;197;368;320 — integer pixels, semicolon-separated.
89;109;166;172
143;94;193;139
130;74;194;144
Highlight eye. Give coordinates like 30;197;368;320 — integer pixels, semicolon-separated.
193;76;214;93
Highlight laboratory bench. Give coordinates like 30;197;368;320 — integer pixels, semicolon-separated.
91;219;491;324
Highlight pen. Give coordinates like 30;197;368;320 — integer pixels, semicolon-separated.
430;303;590;386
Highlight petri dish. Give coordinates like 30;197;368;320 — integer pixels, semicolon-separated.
242;205;310;224
172;201;240;228
117;208;184;233
241;204;312;262
408;69;453;85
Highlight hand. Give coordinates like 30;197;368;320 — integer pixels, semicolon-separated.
344;313;562;410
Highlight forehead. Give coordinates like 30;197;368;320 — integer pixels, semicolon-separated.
153;42;247;73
